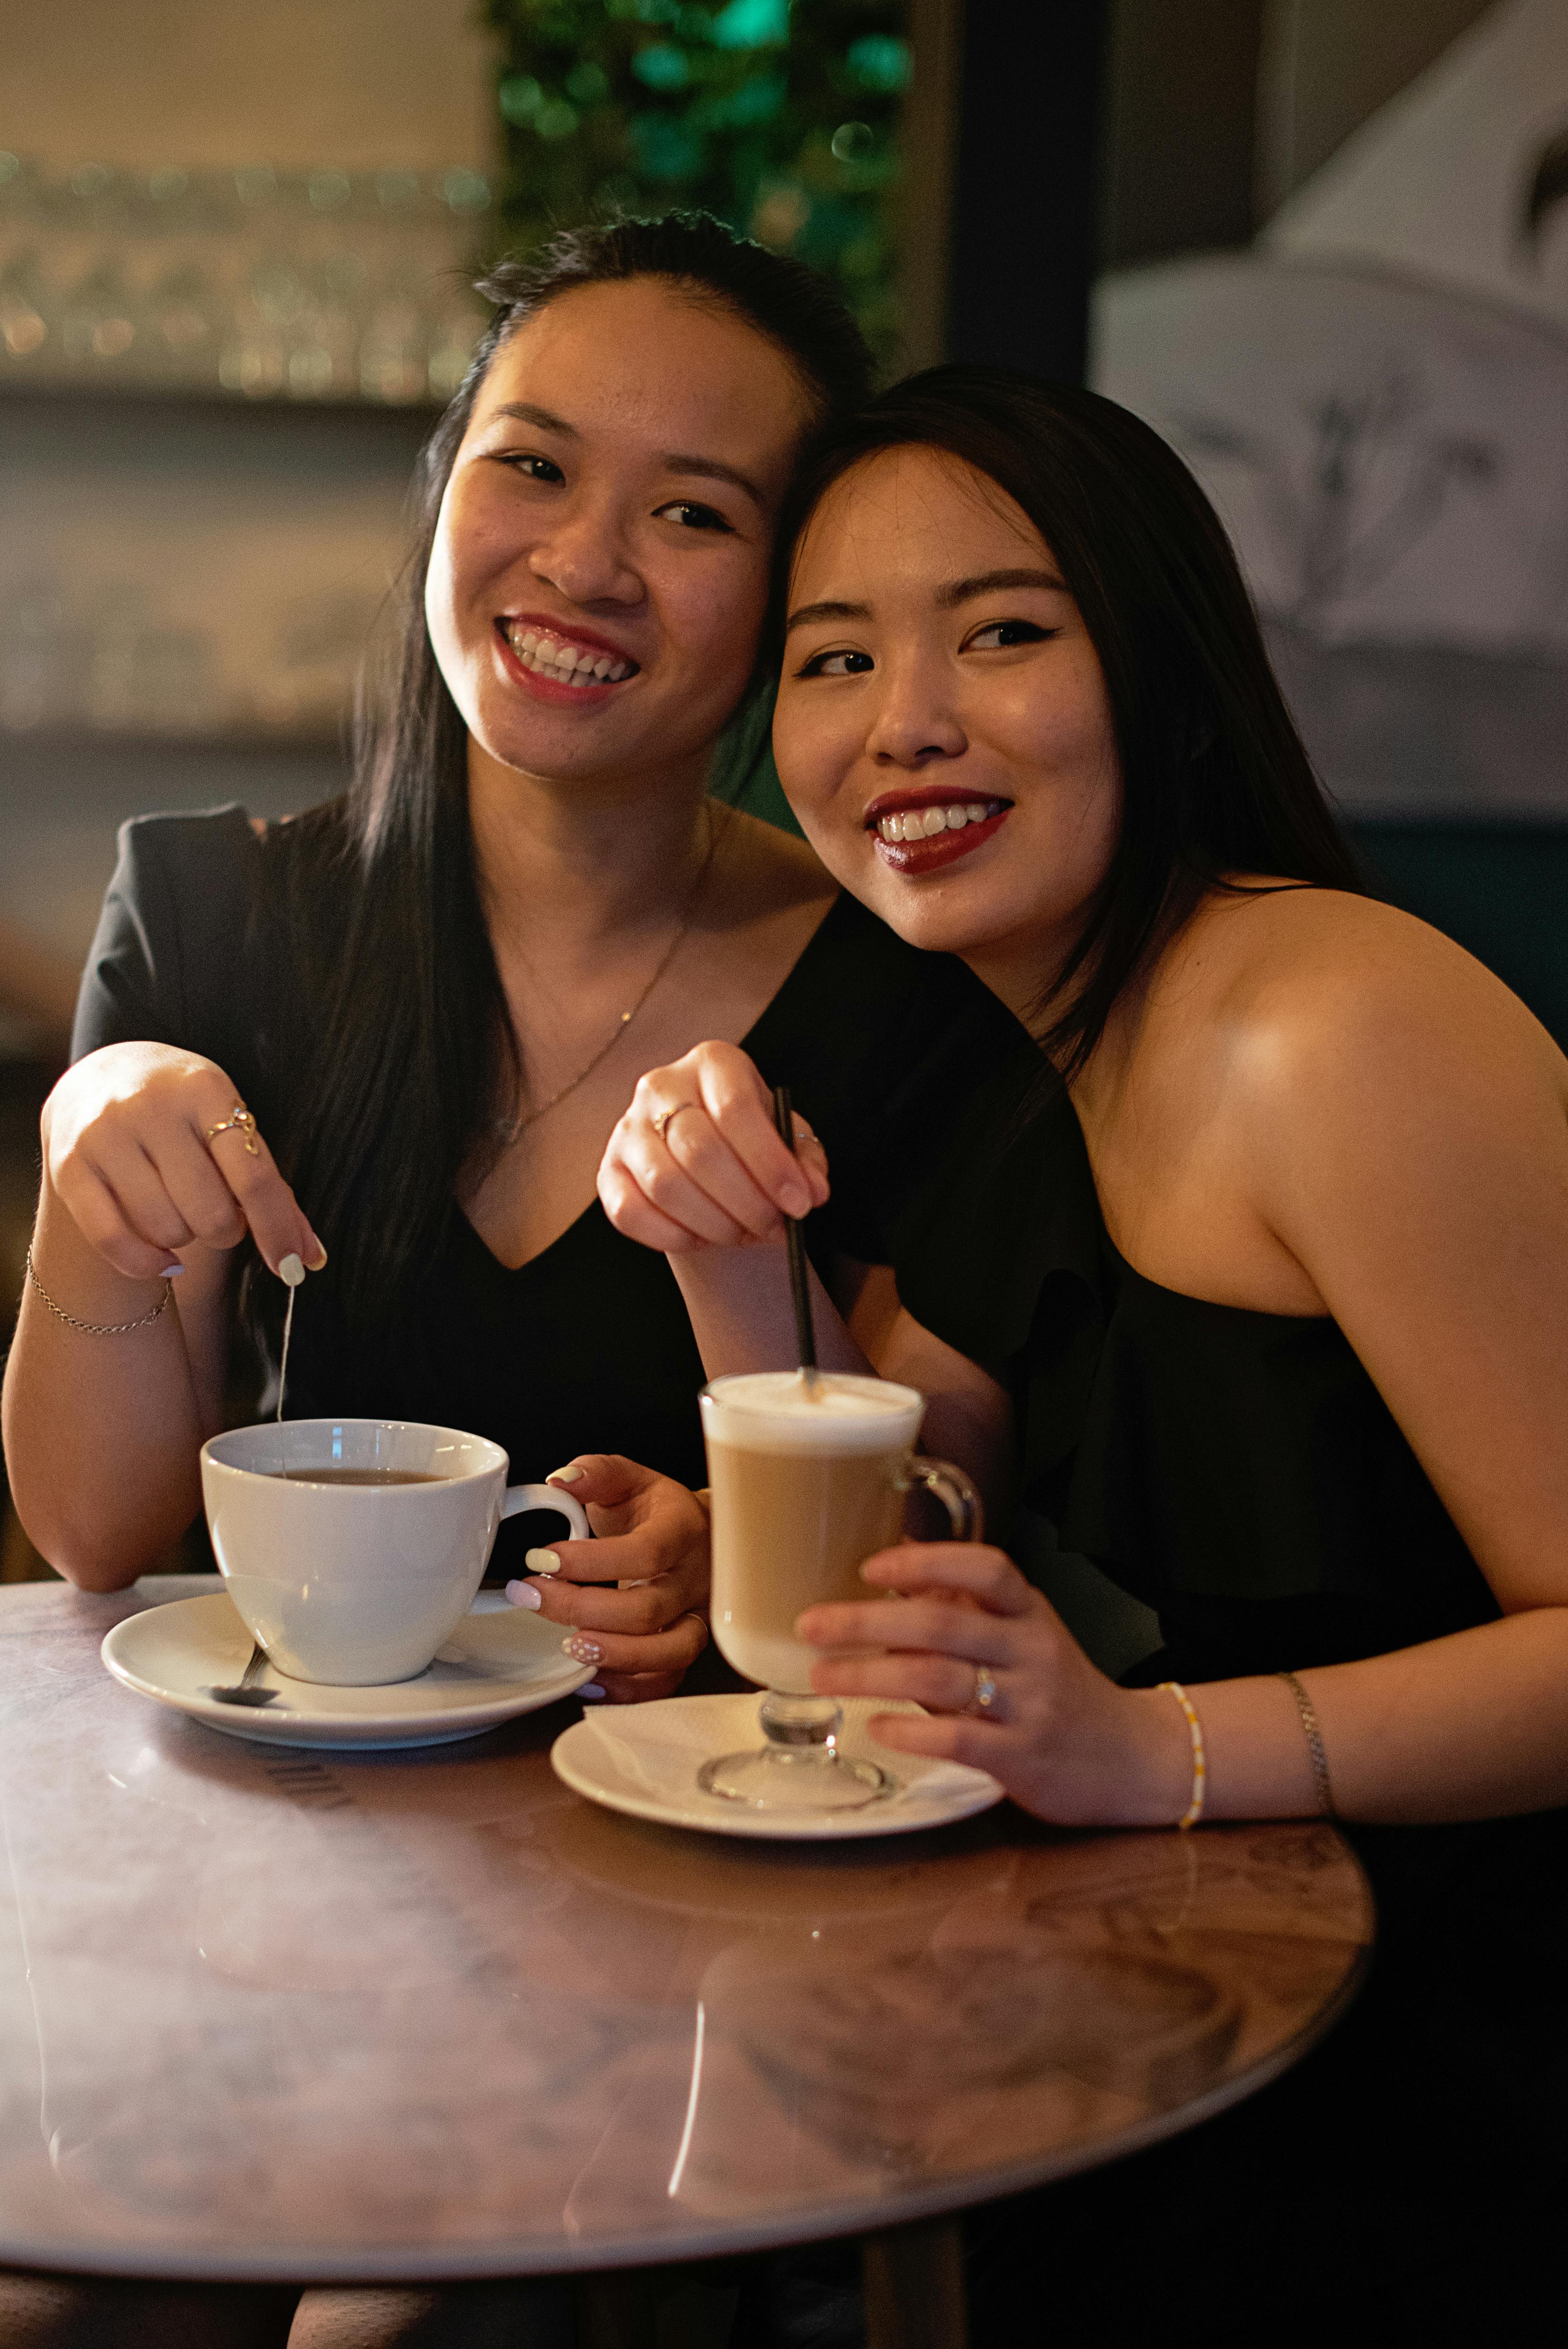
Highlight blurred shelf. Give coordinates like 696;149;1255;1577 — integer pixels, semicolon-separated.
0;379;443;439
0;726;344;761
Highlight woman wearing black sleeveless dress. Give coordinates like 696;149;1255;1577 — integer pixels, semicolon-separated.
604;373;1568;2336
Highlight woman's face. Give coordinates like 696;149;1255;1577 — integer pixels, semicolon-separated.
773;446;1121;986
426;277;814;793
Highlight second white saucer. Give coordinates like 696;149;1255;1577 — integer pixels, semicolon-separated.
552;1691;1005;1840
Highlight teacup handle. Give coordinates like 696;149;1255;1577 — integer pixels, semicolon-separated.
501;1483;590;1542
897;1456;984;1545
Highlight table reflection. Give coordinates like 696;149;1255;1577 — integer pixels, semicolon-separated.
0;1587;1370;2280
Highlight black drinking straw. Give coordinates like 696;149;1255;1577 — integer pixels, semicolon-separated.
772;1084;818;1381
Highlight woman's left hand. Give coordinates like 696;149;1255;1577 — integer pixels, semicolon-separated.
505;1455;710;1704
800;1544;1191;1827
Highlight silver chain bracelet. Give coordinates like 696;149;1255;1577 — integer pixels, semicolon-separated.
24;1243;174;1335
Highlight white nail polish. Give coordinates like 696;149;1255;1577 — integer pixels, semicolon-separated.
278;1253;305;1288
546;1465;585;1483
580;1682;606;1701
525;1547;561;1575
504;1580;543;1612
159;1263;186;1277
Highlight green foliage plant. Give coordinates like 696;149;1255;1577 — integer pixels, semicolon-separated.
484;0;910;368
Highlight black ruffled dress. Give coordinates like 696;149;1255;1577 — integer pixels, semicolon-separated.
890;1067;1565;2342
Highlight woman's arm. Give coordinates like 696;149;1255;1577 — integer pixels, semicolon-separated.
598;1041;1014;1512
2;1042;320;1590
802;1545;1568;1828
806;928;1568;1828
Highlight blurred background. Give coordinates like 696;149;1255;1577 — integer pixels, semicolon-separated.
3;0;1566;1580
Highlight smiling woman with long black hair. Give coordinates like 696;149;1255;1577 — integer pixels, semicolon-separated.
603;366;1568;2339
2;223;1018;1736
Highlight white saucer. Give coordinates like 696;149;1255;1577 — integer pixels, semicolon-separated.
102;1591;593;1750
551;1692;1005;1841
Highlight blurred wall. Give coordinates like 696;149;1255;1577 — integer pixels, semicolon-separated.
0;0;497;1049
1095;0;1568;823
5;0;495;170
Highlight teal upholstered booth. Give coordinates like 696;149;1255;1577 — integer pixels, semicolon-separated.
1348;824;1568;1052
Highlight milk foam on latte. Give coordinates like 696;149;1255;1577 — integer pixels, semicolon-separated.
701;1371;924;1690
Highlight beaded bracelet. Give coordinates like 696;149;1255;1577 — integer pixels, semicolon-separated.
1159;1679;1207;1830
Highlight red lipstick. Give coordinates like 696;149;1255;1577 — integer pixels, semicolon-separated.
864;782;1013;875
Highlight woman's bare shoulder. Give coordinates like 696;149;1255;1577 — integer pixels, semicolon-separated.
1186;879;1568;1145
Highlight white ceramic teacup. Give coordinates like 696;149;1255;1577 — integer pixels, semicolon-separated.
200;1418;589;1686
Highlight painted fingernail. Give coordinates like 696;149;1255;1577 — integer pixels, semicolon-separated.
504;1579;543;1612
278;1253;305;1288
580;1682;606;1701
546;1465;584;1483
306;1237;328;1270
564;1635;604;1664
526;1547;561;1575
159;1263;187;1277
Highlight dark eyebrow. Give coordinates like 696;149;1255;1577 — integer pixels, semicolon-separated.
480;406;764;510
785;598;870;633
786;568;1069;635
936;566;1067;607
484;399;579;437
659;454;766;510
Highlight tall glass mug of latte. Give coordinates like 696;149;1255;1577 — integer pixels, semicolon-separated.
698;1371;980;1811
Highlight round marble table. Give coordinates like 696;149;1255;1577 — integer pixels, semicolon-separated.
0;1578;1372;2338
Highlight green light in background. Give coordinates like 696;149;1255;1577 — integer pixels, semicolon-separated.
710;0;789;49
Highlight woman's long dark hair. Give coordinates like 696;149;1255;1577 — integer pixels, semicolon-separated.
269;215;872;1331
774;367;1361;1083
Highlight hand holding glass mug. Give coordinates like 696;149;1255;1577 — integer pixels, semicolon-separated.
801;1543;1199;1830
598;1040;831;1253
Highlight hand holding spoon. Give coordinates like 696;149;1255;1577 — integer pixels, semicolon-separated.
206;1252;308;1708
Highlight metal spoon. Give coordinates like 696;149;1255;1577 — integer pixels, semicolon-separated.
203;1641;285;1708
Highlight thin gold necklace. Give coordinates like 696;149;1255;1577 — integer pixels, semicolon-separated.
500;805;725;1142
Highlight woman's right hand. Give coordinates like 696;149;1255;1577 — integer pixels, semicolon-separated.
41;1041;323;1281
598;1041;830;1253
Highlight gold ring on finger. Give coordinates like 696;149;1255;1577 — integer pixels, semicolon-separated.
969;1664;999;1717
652;1104;695;1143
206;1102;261;1158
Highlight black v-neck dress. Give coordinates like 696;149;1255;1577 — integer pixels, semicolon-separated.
73;804;1026;1580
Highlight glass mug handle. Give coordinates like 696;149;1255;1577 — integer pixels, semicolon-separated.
896;1456;984;1546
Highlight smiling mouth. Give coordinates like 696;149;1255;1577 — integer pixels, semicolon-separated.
869;797;1008;845
498;618;639;689
863;791;1013;873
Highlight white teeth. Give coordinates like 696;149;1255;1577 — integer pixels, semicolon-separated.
876;800;1005;845
506;624;633;687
